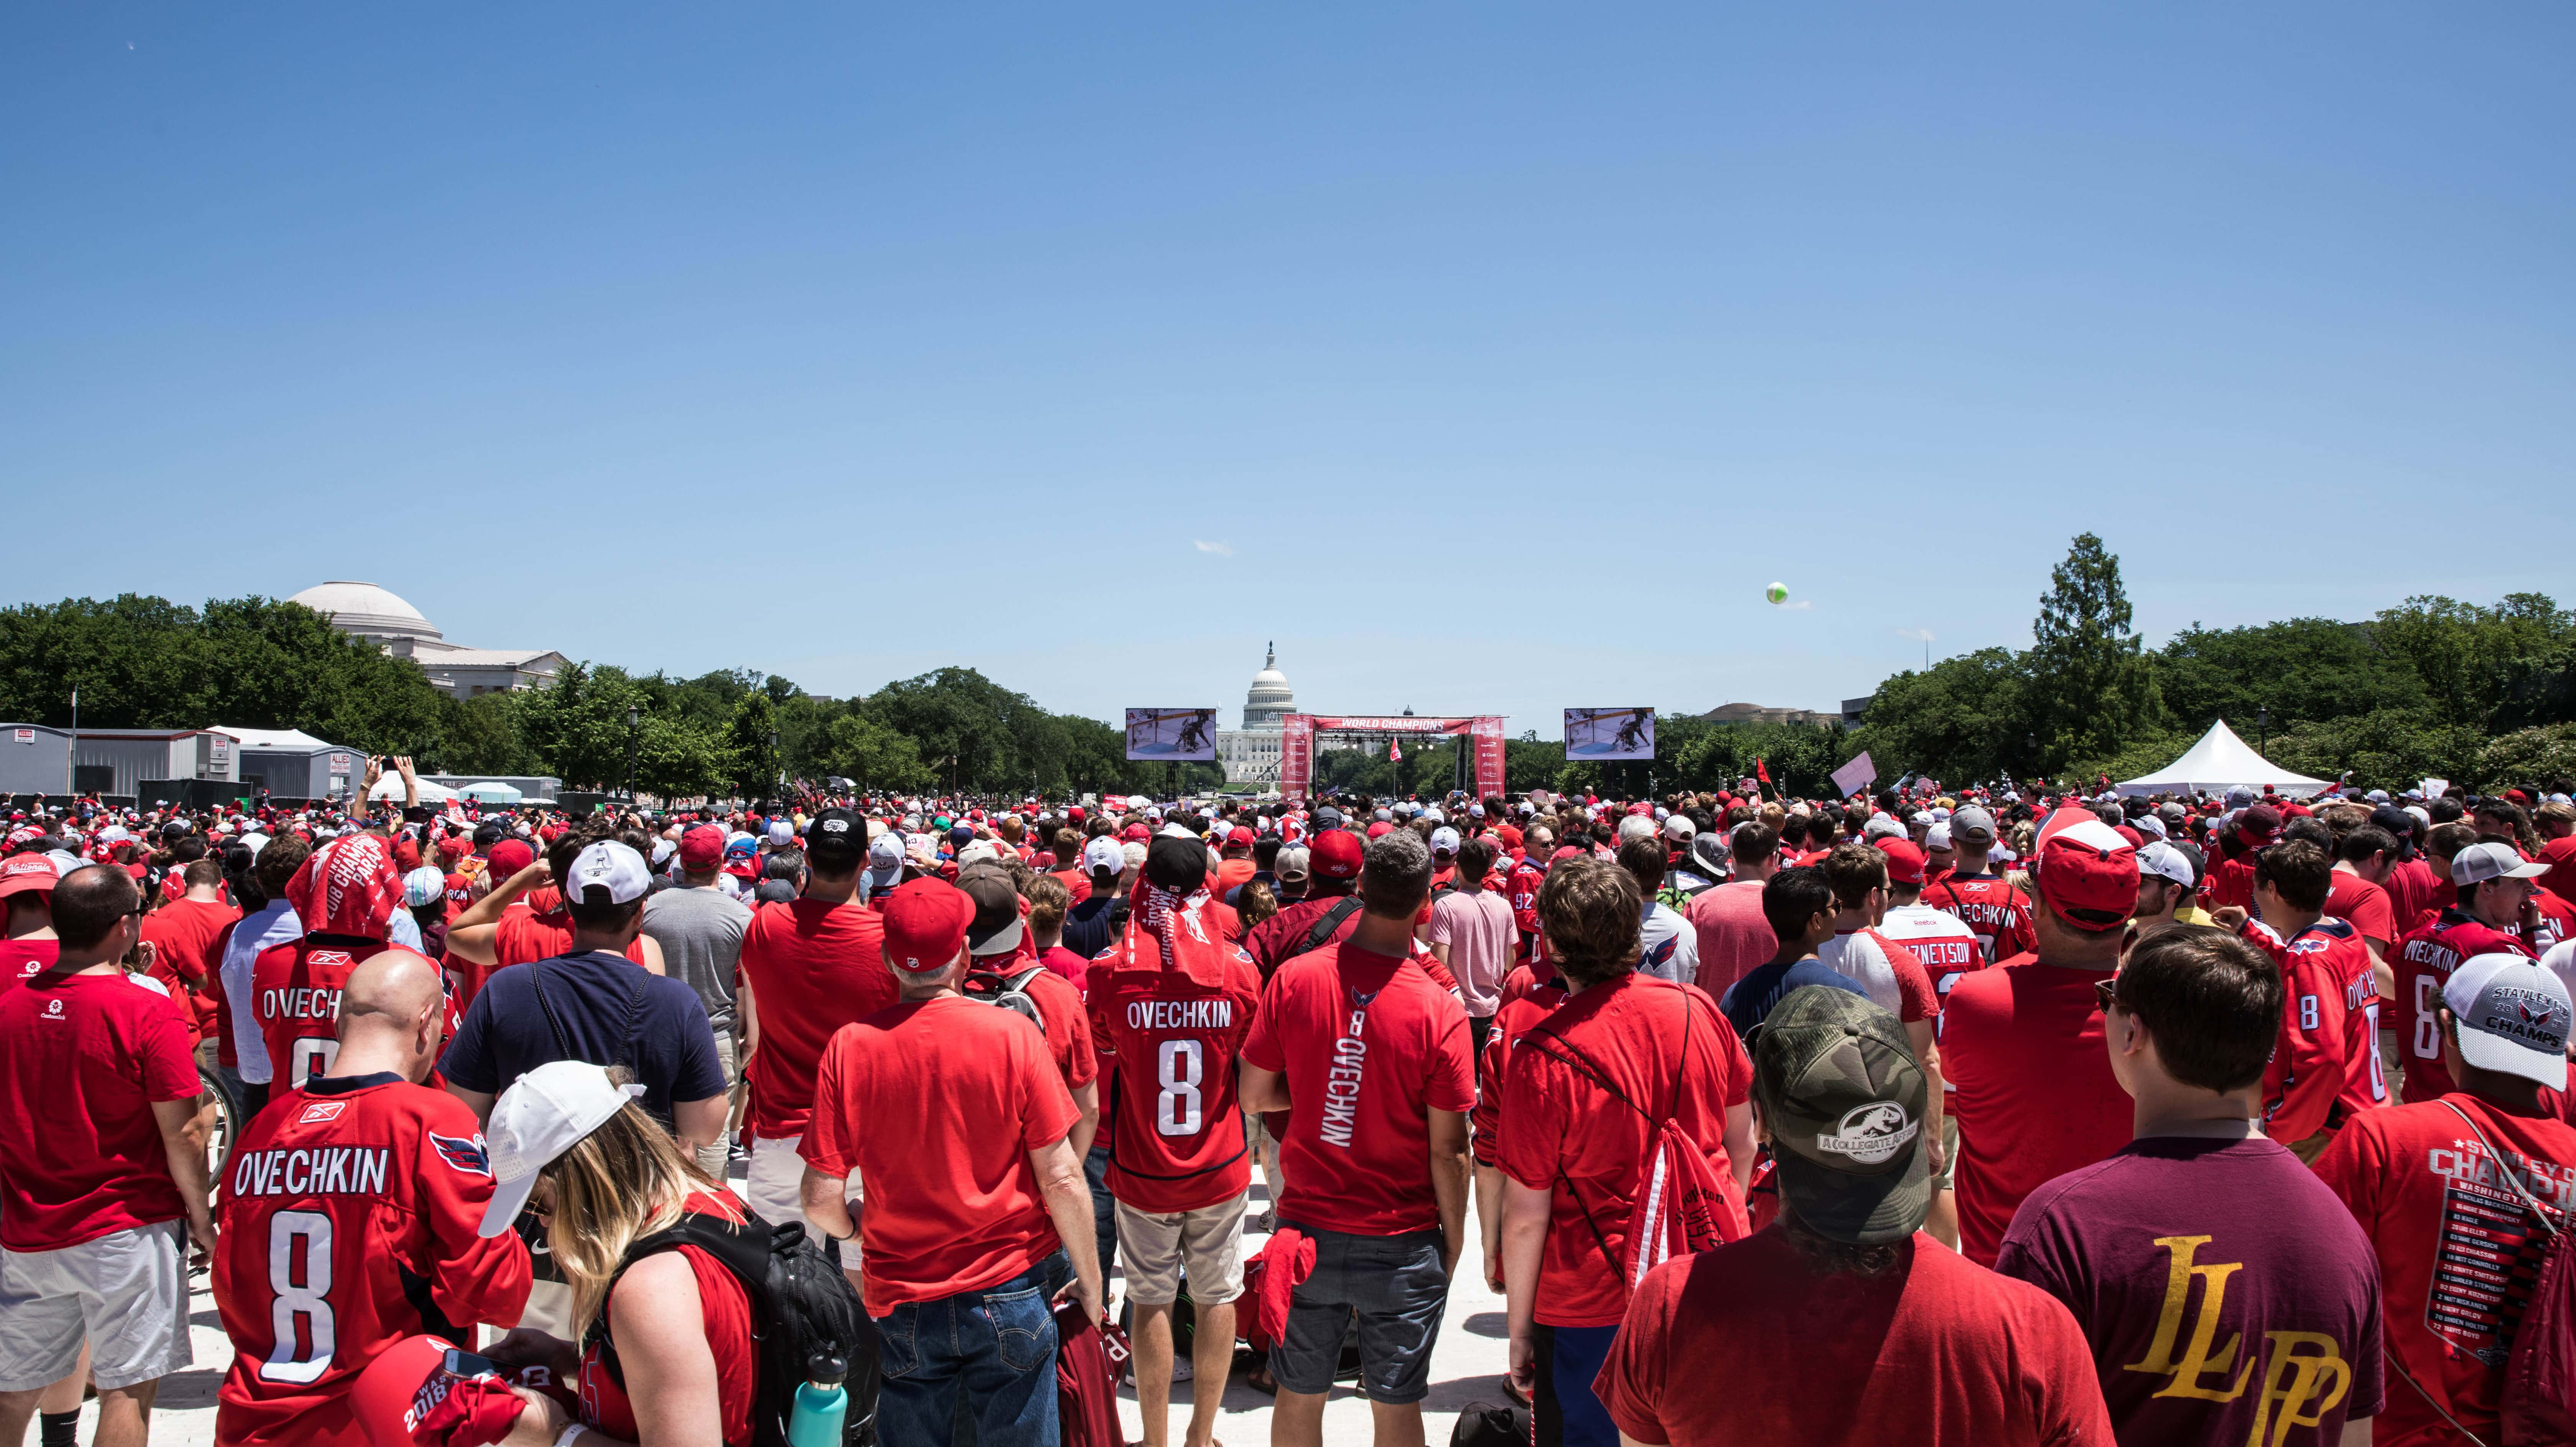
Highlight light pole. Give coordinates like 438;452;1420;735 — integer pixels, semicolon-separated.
2257;704;2269;758
625;704;639;803
768;729;780;809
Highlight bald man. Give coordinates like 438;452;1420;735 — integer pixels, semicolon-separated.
214;950;531;1447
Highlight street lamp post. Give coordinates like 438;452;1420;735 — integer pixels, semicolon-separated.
768;729;780;809
625;704;639;803
2257;705;2269;758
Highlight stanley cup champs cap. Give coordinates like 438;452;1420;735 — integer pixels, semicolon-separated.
2443;953;2573;1089
1753;985;1932;1245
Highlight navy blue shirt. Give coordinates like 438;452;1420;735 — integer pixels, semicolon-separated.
1717;958;1866;1043
440;950;725;1127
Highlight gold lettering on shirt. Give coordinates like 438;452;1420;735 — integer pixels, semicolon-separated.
2124;1235;2252;1402
2244;1331;2352;1447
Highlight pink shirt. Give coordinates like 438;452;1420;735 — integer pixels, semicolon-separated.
1684;880;1776;1001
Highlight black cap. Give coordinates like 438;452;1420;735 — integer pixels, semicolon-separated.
1753;986;1932;1245
806;807;864;867
1145;834;1208;894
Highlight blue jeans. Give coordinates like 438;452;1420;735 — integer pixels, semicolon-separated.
872;1252;1063;1447
1550;1323;1621;1447
1084;1143;1118;1282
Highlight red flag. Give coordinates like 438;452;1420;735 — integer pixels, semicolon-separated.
1388;738;1402;762
1755;758;1771;785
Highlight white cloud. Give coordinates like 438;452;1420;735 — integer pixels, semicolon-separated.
1193;540;1233;557
1894;627;1935;641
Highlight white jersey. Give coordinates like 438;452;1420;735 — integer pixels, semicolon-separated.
1639;901;1699;986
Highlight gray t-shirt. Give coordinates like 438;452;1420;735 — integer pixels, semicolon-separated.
640;882;754;1030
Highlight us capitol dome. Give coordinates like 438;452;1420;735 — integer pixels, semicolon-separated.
1217;645;1295;785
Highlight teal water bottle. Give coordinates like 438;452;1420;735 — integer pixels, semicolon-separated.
788;1352;848;1447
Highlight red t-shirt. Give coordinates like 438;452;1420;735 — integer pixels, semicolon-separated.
213;1073;533;1447
1497;974;1752;1327
0;935;58;992
0;969;204;1252
577;1191;758;1447
1593;1229;2114;1446
2203;853;2257;914
1940;955;2133;1267
1472;962;1568;1167
1214;857;1257;899
2324;871;2397;953
737;898;898;1142
1240;938;1475;1236
801;996;1081;1309
2316;1095;2576;1447
2540;836;2576;912
1083;948;1263;1212
1046;868;1093;907
970;955;1098;1096
142;896;241;1046
254;934;397;1091
2394;911;2535;1104
1921;874;2037;966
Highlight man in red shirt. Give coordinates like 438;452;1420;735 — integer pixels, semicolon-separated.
798;878;1102;1447
1497;856;1755;1447
253;833;410;1091
2222;841;2384;1161
2201;804;2280;915
736;806;899;1272
2538;801;2576;903
2318;953;2576;1447
1242;828;1367;978
214;949;531;1446
1682;822;1783;1000
1240;829;1474;1447
1920;806;2037;965
1594;984;2113;1446
0;866;215;1447
1939;808;2141;1265
1504;823;1555;961
2393;841;2546;1104
141;857;241;1050
0;853;59;992
1084;837;1262;1447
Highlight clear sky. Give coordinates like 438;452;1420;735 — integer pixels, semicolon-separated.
7;4;2569;734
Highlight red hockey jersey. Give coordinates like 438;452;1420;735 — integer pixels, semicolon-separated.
1921;873;2037;966
1083;905;1265;1214
214;1072;532;1447
252;933;395;1090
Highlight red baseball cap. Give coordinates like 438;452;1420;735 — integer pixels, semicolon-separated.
881;877;974;972
0;853;59;901
1309;829;1365;881
1873;838;1927;886
486;839;536;878
1227;826;1257;849
2031;807;2139;933
1365;820;1394;840
678;825;726;871
1120;823;1152;843
351;1333;538;1447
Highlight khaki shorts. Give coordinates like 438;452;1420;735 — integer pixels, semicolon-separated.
1934;1111;1960;1192
0;1221;192;1392
1116;1193;1248;1307
746;1134;863;1268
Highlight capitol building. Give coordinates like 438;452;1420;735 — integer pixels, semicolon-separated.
287;581;567;698
1215;645;1296;785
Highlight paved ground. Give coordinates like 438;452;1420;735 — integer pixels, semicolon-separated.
118;1177;1515;1447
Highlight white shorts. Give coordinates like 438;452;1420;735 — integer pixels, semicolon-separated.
1116;1193;1249;1308
745;1134;862;1268
0;1221;192;1392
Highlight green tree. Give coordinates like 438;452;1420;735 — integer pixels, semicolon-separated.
2477;725;2576;794
1845;648;2032;786
2027;533;2159;768
816;711;934;794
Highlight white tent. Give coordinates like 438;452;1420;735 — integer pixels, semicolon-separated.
461;781;524;804
2114;720;2334;798
370;775;460;803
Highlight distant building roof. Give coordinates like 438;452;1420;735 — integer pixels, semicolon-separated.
286;581;440;641
210;727;341;751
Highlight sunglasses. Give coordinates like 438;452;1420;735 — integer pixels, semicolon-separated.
2093;978;2123;1016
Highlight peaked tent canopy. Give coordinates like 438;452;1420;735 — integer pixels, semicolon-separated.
2114;720;2334;798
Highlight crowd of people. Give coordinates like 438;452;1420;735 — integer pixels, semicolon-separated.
4;751;2576;1447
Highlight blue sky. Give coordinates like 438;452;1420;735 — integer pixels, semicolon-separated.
7;4;2569;735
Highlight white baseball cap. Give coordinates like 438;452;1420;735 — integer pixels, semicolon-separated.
1663;814;1697;842
477;1061;648;1236
2137;840;2195;890
2443;954;2572;1089
564;841;652;906
1082;837;1126;876
2451;842;2549;886
1429;826;1461;856
1924;823;1952;851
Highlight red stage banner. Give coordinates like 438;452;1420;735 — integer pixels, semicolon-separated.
1277;715;1506;800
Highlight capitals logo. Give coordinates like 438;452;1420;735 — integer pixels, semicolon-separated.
429;1131;491;1177
2524;1002;2559;1030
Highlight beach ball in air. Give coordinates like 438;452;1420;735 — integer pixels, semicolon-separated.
1765;582;1789;605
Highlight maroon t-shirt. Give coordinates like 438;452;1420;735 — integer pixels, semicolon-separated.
1995;1137;2384;1445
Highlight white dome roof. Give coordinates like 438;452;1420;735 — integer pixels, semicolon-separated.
286;581;442;641
1245;643;1294;724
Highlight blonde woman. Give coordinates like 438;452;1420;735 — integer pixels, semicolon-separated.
479;1062;761;1447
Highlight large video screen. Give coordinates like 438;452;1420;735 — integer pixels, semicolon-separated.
1564;707;1655;761
1125;707;1219;761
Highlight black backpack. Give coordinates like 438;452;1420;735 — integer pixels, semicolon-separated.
585;1211;879;1447
963;962;1049;1025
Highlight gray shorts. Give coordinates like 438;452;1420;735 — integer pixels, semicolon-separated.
0;1221;192;1392
1269;1225;1449;1404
